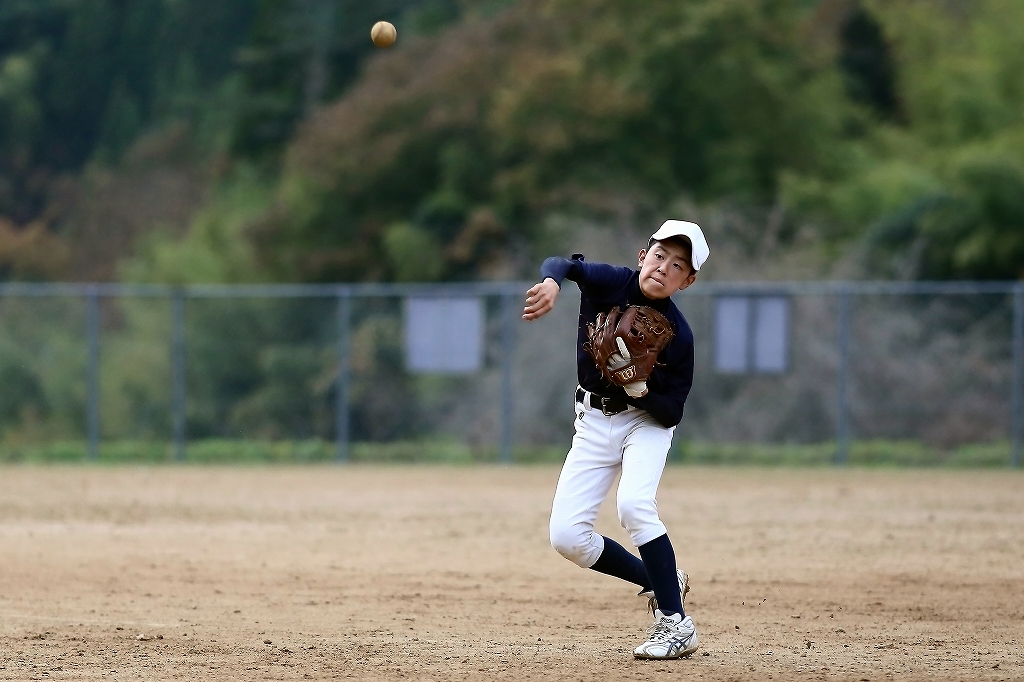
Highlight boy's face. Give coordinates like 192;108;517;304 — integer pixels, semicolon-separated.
637;240;696;299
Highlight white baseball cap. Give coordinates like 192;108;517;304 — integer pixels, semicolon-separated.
649;220;710;271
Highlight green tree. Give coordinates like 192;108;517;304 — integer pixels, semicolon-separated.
787;0;1024;279
0;0;259;225
255;0;856;282
231;0;462;159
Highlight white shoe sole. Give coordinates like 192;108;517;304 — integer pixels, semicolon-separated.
633;641;699;660
634;634;700;655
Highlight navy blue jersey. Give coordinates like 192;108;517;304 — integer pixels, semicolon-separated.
540;254;695;428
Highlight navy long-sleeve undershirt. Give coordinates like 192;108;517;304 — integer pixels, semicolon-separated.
540;254;694;428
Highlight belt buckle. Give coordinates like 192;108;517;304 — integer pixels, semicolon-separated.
600;396;616;416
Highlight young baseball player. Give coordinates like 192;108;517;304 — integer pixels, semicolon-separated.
522;220;709;659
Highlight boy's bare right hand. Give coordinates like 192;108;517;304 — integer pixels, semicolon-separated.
523;278;559;321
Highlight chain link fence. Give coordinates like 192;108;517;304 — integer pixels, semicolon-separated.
0;281;1021;465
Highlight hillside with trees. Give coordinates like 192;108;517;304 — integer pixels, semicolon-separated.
1;0;1022;284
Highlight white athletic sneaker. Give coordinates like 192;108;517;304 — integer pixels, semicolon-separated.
638;568;689;616
633;609;699;659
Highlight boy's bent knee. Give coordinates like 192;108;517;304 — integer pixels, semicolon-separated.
549;522;602;568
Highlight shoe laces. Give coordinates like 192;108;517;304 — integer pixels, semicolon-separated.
644;617;678;643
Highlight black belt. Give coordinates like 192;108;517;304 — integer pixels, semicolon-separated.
576;388;630;416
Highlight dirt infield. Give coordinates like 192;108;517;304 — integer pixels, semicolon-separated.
1;466;1022;681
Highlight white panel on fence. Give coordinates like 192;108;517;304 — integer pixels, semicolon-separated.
753;297;789;373
404;297;484;373
714;297;750;373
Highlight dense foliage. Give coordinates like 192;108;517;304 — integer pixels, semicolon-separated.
0;0;253;220
788;0;1024;280
0;0;457;279
1;0;1021;283
256;0;855;282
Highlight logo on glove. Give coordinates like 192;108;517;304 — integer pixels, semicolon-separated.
613;366;637;382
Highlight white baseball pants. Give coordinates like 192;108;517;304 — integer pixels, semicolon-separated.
549;388;675;568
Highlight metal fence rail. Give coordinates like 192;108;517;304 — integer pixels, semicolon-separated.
0;280;1021;465
0;281;525;463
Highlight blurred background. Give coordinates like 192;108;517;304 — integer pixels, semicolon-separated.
0;0;1021;464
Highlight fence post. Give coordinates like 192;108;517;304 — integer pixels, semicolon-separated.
1012;284;1023;467
86;287;100;461
335;290;351;463
835;287;852;465
171;289;187;462
499;291;517;464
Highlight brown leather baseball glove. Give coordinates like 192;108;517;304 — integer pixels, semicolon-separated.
584;305;675;396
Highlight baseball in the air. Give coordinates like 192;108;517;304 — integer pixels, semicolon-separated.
371;21;397;48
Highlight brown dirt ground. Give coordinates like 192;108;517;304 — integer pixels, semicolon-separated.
1;465;1022;681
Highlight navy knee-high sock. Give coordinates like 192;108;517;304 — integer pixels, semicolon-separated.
589;536;651;590
638;534;683;617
